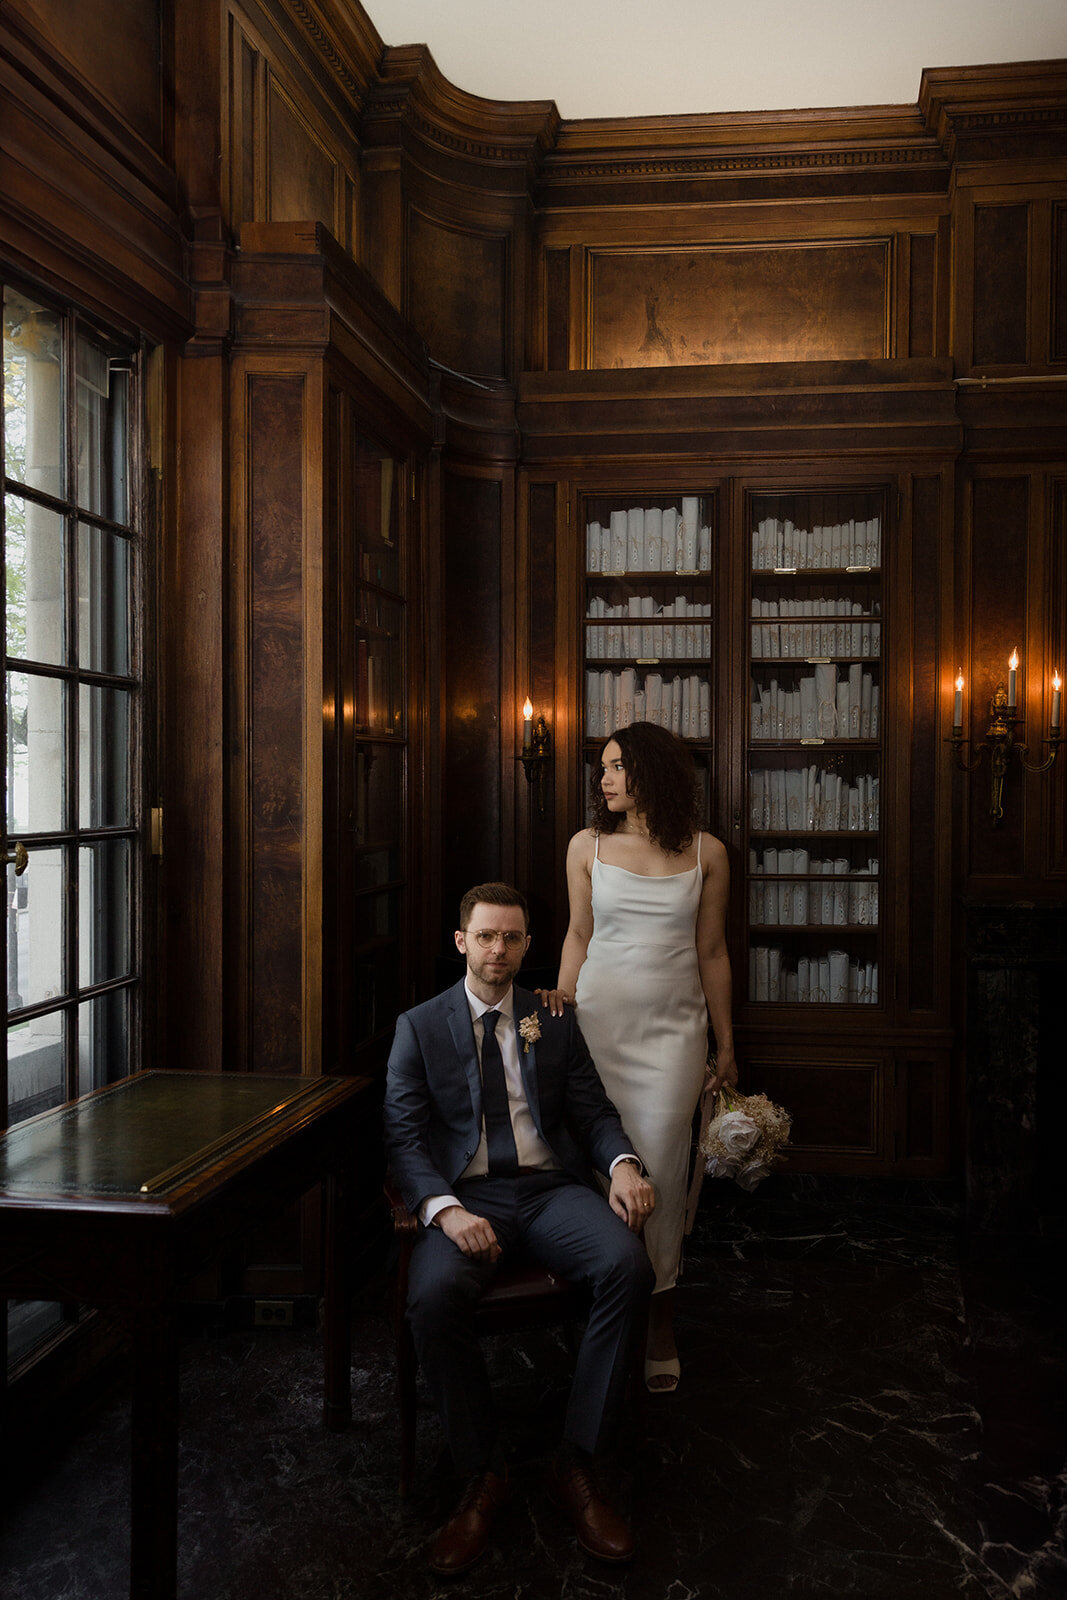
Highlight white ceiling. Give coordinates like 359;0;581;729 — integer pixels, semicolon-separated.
366;0;1067;121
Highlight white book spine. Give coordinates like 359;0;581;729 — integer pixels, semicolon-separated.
661;508;678;572
681;497;699;569
610;511;627;570
645;506;662;571
627;506;644;571
848;665;862;738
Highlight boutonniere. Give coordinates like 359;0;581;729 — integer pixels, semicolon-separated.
518;1013;541;1054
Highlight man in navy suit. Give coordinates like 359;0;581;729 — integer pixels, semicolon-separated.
384;881;656;1575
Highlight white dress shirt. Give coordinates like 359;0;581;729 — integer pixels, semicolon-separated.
419;981;639;1228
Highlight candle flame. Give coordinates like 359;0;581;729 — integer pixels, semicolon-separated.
522;697;533;720
955;671;964;692
1009;648;1019;672
1055;672;1062;693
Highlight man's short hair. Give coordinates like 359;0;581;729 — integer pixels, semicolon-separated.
459;882;530;931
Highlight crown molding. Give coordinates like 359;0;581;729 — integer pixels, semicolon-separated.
361;42;560;169
919;59;1067;160
281;0;385;107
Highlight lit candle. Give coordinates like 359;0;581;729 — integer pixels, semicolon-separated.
1053;672;1062;734
953;671;963;731
522;697;533;752
1008;648;1019;709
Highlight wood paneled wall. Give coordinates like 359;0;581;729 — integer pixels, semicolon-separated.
3;0;1066;1125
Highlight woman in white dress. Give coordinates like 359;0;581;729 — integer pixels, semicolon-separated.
542;723;737;1391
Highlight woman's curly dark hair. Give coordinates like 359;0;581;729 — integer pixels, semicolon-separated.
589;722;703;854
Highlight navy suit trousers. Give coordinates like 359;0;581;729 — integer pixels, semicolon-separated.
406;1170;655;1475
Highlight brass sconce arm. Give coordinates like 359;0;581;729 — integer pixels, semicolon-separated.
519;715;552;818
949;684;1061;825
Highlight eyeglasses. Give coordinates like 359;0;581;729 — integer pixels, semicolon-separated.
467;929;527;949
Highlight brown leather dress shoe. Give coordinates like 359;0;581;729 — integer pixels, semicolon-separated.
551;1458;634;1563
429;1468;509;1575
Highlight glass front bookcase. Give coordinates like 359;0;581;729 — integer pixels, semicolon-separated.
581;491;716;817
745;486;885;1006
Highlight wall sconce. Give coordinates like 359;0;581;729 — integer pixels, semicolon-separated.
519;697;552;817
949;649;1061;825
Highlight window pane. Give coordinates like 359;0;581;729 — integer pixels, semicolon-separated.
78;522;129;674
8;845;64;1011
3;288;63;498
78;988;129;1098
79;684;131;828
7;1009;66;1124
356;593;405;734
6;494;66;665
76;334;128;524
355;445;401;591
354;743;405;848
79;840;130;987
7;671;65;833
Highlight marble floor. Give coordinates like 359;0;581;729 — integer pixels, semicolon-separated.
2;1181;1065;1600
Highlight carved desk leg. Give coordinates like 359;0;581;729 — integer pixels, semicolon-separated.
322;1163;353;1431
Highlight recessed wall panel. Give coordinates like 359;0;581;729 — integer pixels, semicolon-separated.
588;242;889;369
408;212;506;379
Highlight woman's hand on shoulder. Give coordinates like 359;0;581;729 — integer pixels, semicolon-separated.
534;987;573;1018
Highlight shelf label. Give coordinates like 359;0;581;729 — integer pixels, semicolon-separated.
772;566;798;575
805;657;833;664
636;657;661;665
845;564;873;573
800;737;826;745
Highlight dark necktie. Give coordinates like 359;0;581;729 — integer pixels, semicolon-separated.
480;1010;519;1177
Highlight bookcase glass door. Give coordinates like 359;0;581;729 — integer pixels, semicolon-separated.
352;437;406;1050
581;491;715;820
746;487;885;1006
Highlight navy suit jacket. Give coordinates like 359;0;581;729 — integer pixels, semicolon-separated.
383;978;639;1218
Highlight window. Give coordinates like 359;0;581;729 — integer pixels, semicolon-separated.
3;282;144;1366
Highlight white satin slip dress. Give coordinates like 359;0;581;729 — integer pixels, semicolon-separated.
575;831;708;1291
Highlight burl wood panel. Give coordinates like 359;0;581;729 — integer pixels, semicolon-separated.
909;234;937;358
249;375;306;1073
441;472;503;949
544;248;570;372
525;480;558;961
407;210;506;379
588;242;889;369
973;204;1029;366
268;80;339;238
1051;481;1067;877
1054;203;1067;363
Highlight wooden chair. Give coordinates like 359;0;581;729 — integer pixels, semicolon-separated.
385;1177;589;1496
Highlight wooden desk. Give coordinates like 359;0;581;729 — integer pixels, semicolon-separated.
0;1069;370;1600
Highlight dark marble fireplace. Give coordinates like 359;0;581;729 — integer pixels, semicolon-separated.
965;901;1067;1238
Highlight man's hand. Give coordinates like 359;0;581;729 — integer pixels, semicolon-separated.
437;1204;502;1262
608;1160;656;1233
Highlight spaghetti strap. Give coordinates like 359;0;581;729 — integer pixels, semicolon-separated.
696;830;702;868
594;832;601;861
